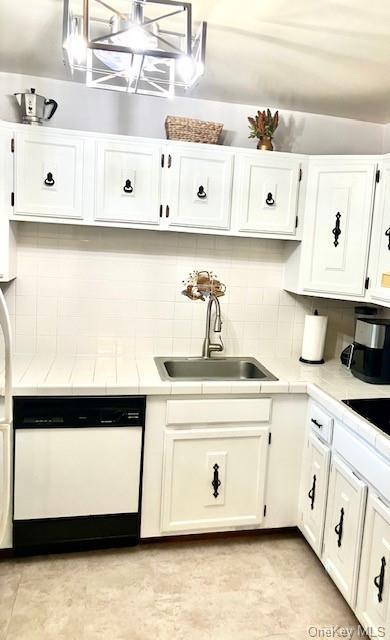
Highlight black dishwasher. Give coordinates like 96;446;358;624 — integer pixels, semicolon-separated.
13;396;146;555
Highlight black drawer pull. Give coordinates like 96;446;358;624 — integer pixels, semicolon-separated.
311;418;323;429
197;185;207;199
266;192;275;206
212;463;221;499
332;212;342;247
374;556;386;603
44;172;55;186
308;474;316;510
385;227;390;251
123;179;133;194
334;507;344;547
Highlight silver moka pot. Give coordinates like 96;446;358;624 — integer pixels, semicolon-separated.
14;88;58;125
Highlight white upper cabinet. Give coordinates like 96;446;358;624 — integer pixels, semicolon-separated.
302;158;377;297
0;126;16;282
233;152;302;235
369;158;390;306
356;493;390;639
323;455;367;607
13;130;85;220
95;139;162;226
165;145;234;230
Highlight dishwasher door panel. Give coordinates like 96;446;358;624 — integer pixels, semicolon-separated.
14;427;142;520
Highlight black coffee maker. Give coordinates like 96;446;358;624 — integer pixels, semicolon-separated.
341;318;390;384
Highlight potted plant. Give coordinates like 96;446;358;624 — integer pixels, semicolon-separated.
248;109;279;150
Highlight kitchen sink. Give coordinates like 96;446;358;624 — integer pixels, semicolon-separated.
154;357;278;382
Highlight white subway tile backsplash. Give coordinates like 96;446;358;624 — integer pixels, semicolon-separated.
15;295;36;317
7;223;358;359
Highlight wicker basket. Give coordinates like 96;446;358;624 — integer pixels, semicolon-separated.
165;116;223;144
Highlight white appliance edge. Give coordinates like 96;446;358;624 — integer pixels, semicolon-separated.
0;288;12;549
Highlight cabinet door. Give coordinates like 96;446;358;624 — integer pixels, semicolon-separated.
299;432;331;556
95;139;162;225
356;493;390;639
323;455;367;607
235;153;301;235
0;127;15;281
14;131;84;219
161;425;269;533
302;160;377;297
166;146;233;230
370;159;390;305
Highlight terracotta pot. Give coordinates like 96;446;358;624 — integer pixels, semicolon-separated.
257;136;273;151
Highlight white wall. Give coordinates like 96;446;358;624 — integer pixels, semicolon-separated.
4;222;357;360
0;71;385;154
383;124;390;153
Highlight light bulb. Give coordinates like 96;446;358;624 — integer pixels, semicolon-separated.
67;17;86;65
115;25;152;52
177;56;195;85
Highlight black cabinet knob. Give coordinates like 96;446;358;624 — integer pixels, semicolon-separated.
197;185;207;199
266;192;275;206
123;179;133;194
44;172;55;186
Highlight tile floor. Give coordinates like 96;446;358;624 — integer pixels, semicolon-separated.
0;532;361;640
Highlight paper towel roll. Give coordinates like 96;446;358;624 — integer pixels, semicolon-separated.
299;311;328;364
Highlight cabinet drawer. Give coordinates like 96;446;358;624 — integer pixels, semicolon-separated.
160;425;269;533
334;422;390;503
307;400;333;443
166;398;271;426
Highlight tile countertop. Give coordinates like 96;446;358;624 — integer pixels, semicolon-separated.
1;353;390;457
5;353;390;400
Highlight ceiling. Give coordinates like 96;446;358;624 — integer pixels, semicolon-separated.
2;0;390;122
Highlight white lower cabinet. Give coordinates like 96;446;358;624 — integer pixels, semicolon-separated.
356;493;390;639
322;454;367;607
160;425;269;533
299;432;331;555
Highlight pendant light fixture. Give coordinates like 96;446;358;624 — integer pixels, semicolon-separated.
62;0;207;98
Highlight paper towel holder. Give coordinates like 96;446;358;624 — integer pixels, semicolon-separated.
299;310;327;365
299;357;325;364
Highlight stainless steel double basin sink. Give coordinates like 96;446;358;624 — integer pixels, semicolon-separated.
154;356;278;382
